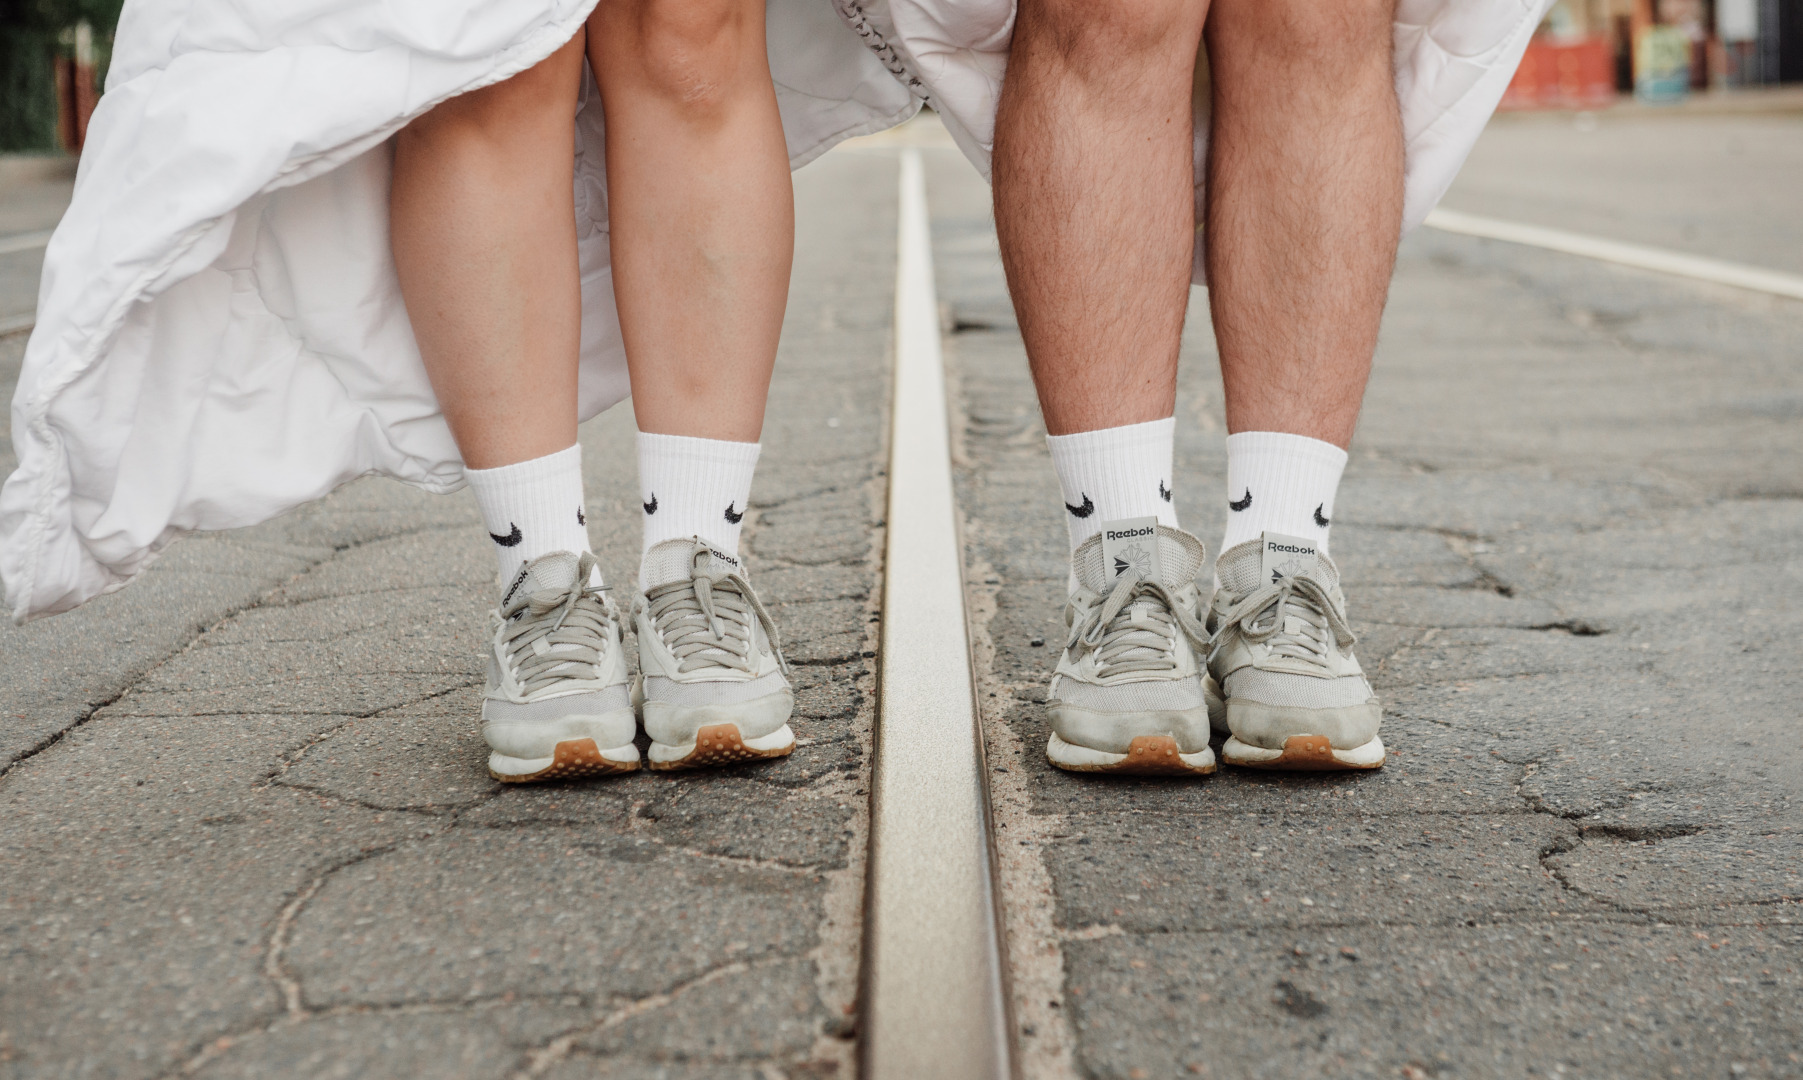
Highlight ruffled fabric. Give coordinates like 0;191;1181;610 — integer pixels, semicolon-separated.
1;0;1547;621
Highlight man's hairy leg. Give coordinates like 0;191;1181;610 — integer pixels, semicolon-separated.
993;0;1209;437
1203;0;1400;774
997;0;1225;780
1205;0;1402;448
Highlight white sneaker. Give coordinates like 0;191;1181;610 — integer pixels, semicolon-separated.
1044;520;1221;775
482;551;640;782
633;538;795;770
1207;533;1385;770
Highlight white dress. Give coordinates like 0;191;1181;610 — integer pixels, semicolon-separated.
0;0;1552;621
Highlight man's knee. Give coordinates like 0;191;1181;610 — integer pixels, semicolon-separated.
591;0;762;111
1020;0;1202;69
1210;0;1393;72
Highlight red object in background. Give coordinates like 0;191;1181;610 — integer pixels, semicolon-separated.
1500;37;1617;110
53;55;97;153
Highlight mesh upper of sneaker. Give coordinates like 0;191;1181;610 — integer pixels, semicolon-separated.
1210;540;1373;709
637;539;789;708
486;551;629;718
1051;527;1211;709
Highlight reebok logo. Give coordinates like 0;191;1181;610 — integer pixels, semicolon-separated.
1099;516;1162;583
724;502;744;525
1229;489;1252;512
1105;525;1155;541
489;523;523;548
1065;493;1095;519
643;494;658;515
1113;542;1153;580
499;564;530;609
1259;531;1319;585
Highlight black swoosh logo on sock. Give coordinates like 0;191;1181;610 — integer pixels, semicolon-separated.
643;494;658;515
1159;480;1172;503
1065;493;1095;519
576;507;585;526
1229;488;1252;512
724;502;744;524
1314;504;1330;527
489;523;523;547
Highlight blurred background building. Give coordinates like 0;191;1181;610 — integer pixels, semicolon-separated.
0;0;1799;151
1505;0;1803;108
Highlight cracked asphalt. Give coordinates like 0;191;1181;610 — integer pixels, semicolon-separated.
5;107;1802;1080
0;148;892;1078
924;108;1803;1080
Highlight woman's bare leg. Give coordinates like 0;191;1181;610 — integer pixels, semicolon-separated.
390;34;587;471
587;0;793;444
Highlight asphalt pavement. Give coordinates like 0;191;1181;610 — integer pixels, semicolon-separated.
928;109;1803;1079
2;103;1801;1080
0;148;893;1079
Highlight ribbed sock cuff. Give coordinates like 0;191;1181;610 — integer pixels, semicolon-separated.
463;443;592;590
637;431;761;588
1220;430;1348;557
1046;417;1180;551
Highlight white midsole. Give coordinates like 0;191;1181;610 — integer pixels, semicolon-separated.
637;689;794;746
487;739;641;777
648;723;796;763
1045;732;1216;770
481;707;638;761
1222;734;1386;767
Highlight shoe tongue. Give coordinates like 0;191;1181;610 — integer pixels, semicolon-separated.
642;536;742;589
1216;533;1340;594
1072;521;1205;594
502;550;581;607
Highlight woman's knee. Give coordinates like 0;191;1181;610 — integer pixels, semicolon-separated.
403;31;585;146
589;0;764;111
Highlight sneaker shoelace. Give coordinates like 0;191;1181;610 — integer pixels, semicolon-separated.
640;548;788;677
1066;572;1210;680
1210;573;1357;671
498;551;618;696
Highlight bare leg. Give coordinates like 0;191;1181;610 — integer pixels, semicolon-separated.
390;35;587;470
993;0;1209;436
1206;0;1402;448
588;0;793;443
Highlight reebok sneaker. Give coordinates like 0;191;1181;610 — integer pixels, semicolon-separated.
1044;520;1221;775
482;551;640;782
633;537;795;770
1207;533;1385;770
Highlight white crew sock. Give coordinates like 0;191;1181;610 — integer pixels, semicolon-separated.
463;443;594;591
1046;417;1180;553
1219;431;1348;558
637;431;761;588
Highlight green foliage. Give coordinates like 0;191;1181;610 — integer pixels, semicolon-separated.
1;0;125;35
0;0;123;152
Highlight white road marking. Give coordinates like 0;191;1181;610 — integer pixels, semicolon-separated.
0;229;53;257
1425;208;1803;301
861;148;1012;1080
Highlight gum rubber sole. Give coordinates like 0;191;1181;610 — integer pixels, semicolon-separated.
489;738;641;783
1221;733;1386;771
649;723;796;772
1046;733;1216;776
